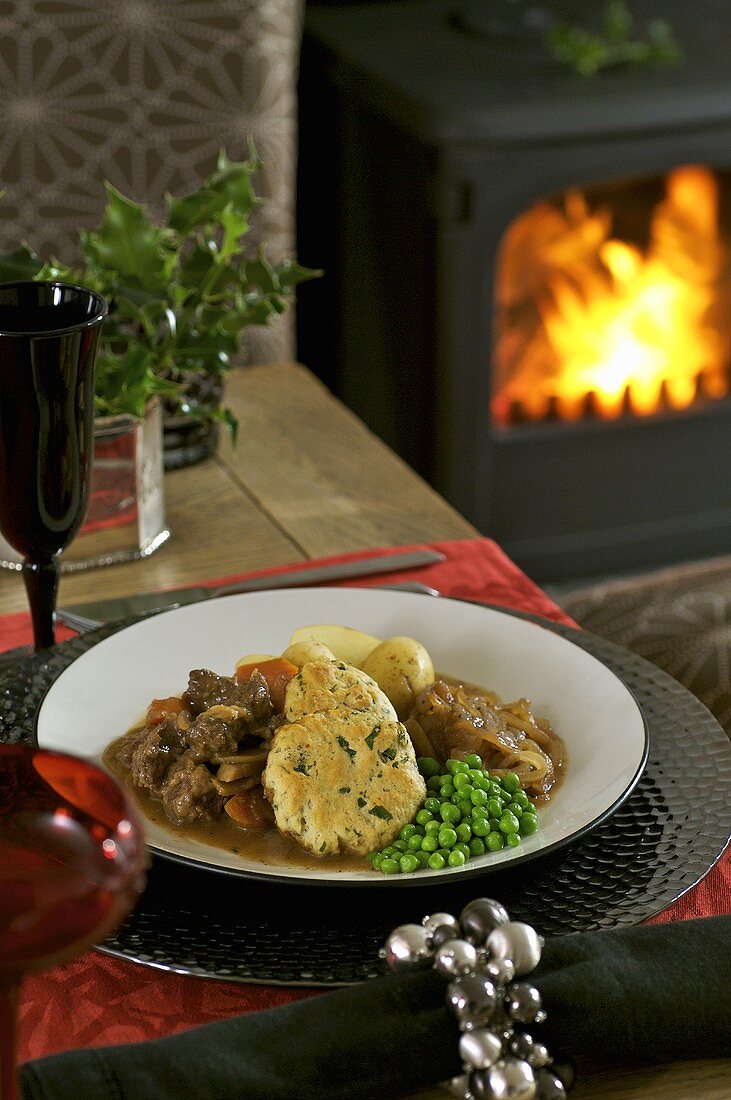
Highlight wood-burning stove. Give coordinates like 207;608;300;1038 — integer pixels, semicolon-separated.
296;0;731;582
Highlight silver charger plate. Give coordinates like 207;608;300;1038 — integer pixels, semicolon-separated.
1;605;730;987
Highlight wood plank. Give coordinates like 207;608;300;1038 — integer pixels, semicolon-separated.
217;362;479;556
410;1059;731;1100
0;449;300;617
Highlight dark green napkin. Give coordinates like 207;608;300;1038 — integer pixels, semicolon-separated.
20;916;731;1100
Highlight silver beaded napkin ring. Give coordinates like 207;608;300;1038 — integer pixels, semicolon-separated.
380;897;573;1100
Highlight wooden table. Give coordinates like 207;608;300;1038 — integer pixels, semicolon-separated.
1;363;728;1099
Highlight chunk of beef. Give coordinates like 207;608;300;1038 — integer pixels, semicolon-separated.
184;668;273;725
161;757;224;826
185;705;244;763
130;715;186;794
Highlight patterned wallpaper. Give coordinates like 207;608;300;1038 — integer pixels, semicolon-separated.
0;0;304;361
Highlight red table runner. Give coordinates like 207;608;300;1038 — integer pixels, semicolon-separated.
5;536;729;1064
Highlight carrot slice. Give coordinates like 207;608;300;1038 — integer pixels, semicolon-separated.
235;657;298;712
146;696;186;728
224;788;275;829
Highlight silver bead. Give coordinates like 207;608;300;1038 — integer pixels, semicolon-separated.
508;1033;536;1062
423;911;459;933
447;1073;473;1098
435;937;479;978
460;898;510;944
447;974;500;1030
485;1058;537;1100
459;1027;504;1069
487;923;543;976
534;1069;567;1099
529;1043;551;1069
433;923;463;950
383;923;433;972
506;982;546;1024
486;956;516;984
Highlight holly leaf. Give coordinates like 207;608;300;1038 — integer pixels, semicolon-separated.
204;149;260;217
81;184;175;290
0;243;43;281
167;188;227;236
274;257;324;289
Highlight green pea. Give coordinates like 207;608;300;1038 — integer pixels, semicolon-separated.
519;813;538;835
438;827;458;849
447;849;466;867
456;800;473;819
470;788;488;806
487;797;503;818
450;759;470;774
512;789;531;809
455;842;471;860
501;772;521;794
472;774;490;791
408;834;424;851
399;853;420;873
488;782;504;801
508;801;524;817
392;838;408;851
416;809;434;826
421;834;438;852
488;818;502;832
426;775;442;792
427;852;446;870
456;822;473;843
371;854;383;869
424;819;441;834
440;803;461;824
415;849;431;866
400;823;418;840
424;796;441;814
380;857;400;873
417;756;441;777
506;832;521;848
486;831;505;851
499;810;521;834
471;805;489;821
465;754;483;769
381;846;398;857
469;837;486;857
472;818;490;837
440;783;455;799
453;772;471;789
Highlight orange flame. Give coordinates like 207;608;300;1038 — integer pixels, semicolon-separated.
492;167;731;424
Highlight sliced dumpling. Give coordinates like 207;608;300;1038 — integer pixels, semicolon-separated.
262;706;425;856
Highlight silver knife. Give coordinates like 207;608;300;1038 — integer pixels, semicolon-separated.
57;548;446;624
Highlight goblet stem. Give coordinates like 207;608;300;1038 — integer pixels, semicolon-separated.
0;976;19;1100
22;556;60;652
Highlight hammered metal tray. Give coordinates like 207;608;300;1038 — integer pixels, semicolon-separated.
1;611;730;987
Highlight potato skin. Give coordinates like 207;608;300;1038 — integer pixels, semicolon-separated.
281;640;336;667
361;636;435;719
288;624;381;668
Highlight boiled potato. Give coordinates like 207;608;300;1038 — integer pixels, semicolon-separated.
288;624;381;669
281;640;337;667
361;636;435;719
235;652;276;671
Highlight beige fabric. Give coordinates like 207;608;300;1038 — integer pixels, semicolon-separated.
558;555;731;739
0;0;303;362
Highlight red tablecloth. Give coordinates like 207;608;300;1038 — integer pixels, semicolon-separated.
5;536;729;1064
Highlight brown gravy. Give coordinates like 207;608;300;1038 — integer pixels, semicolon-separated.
103;730;367;872
102;672;563;871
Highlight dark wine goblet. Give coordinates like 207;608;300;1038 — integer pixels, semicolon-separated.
0;281;107;654
0;744;147;1100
